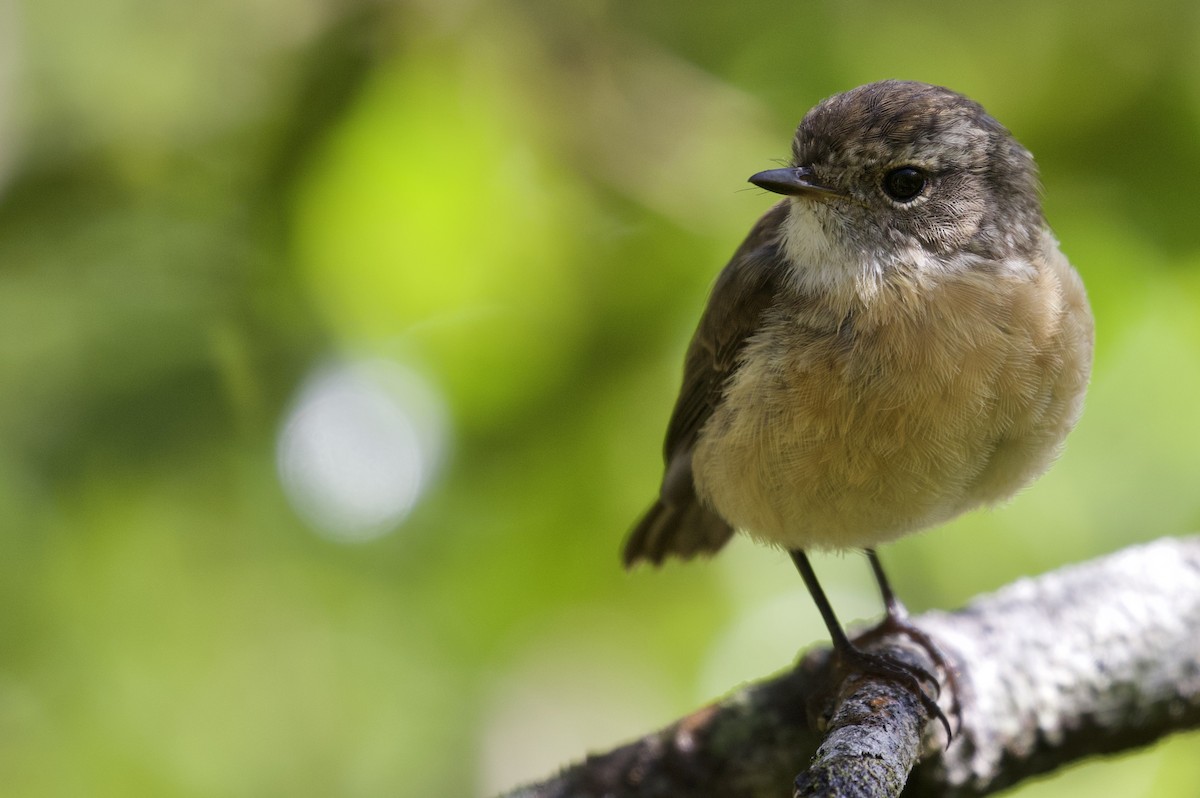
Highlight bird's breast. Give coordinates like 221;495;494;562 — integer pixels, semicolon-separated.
690;247;1092;551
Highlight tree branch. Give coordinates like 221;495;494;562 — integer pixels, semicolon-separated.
500;536;1200;797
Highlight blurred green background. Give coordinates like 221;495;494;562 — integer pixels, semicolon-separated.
2;0;1198;795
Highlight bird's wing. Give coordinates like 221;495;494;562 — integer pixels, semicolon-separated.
623;202;791;566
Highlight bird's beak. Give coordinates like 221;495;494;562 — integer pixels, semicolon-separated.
748;166;840;197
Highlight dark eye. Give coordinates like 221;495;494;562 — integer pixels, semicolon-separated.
882;167;927;202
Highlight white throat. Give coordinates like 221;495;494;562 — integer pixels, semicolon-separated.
779;200;885;302
779;199;991;304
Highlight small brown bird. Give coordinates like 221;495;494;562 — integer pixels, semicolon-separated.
623;80;1094;732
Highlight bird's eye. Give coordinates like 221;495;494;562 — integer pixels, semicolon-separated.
882;167;927;202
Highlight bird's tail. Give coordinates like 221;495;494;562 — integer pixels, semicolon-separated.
622;497;734;568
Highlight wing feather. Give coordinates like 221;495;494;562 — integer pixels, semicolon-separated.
623;202;791;566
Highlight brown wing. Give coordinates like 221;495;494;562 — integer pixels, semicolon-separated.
623;202;791;566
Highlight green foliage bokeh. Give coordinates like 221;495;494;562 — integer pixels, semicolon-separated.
1;1;1198;795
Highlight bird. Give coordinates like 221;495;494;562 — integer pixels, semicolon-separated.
622;80;1094;736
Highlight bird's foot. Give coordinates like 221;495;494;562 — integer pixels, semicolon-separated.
846;614;960;742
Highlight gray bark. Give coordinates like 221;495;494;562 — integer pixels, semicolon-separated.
500;536;1200;797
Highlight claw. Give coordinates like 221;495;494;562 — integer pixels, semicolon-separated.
851;614;962;739
833;639;954;743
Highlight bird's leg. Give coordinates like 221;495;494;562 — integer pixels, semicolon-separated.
789;549;953;741
854;548;961;732
789;549;854;650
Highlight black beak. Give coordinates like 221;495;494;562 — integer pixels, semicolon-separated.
748;166;840;197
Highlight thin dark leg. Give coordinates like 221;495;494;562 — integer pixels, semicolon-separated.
866;548;908;620
860;548;961;733
790;548;953;741
789;550;853;650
